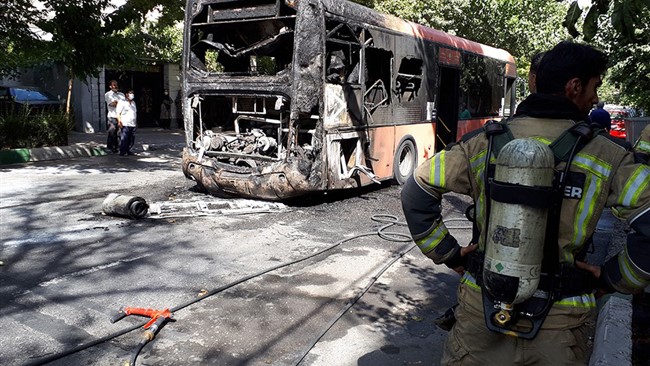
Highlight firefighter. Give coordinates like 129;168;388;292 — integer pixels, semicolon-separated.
401;41;650;365
634;124;650;163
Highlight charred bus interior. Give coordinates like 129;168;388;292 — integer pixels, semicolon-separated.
186;0;300;164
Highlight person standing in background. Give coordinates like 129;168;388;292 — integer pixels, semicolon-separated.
139;86;153;126
590;101;611;131
459;103;471;120
159;89;173;129
104;80;124;153
116;89;137;156
175;91;183;130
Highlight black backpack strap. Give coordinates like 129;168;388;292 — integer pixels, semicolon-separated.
480;120;513;251
542;121;600;301
457;120;514;258
484;120;514;159
548;121;594;164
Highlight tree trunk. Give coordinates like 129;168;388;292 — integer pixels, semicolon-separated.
66;78;73;117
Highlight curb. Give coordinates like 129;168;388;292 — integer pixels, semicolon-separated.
0;145;107;165
0;142;185;165
1;129;187;165
590;295;633;365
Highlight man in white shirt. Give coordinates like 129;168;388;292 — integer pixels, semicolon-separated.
104;80;125;153
116;89;137;156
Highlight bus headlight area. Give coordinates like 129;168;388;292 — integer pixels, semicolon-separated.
182;147;314;201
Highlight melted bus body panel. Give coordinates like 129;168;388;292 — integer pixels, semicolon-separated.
181;0;517;200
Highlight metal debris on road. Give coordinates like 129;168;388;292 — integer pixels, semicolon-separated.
147;198;288;218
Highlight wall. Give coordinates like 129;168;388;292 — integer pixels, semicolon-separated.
73;71;105;133
626;118;650;144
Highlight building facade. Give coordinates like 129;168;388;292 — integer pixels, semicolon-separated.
2;63;182;133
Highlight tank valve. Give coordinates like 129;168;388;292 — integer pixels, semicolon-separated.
494;309;512;326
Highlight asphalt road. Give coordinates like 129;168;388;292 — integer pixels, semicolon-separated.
0;148;473;365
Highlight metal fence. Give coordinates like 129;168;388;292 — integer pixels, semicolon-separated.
625;118;650;144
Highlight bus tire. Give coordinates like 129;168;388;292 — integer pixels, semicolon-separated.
393;138;416;185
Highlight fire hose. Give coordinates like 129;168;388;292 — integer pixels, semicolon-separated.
25;214;471;366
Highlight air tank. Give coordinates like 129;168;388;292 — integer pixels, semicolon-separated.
483;138;555;308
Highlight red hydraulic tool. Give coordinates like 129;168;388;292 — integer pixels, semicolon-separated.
111;307;172;333
110;307;173;365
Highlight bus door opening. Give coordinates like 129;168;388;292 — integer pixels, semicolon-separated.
436;67;460;152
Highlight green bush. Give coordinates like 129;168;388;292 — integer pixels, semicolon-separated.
0;106;72;149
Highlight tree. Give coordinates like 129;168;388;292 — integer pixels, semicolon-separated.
564;0;648;42
587;4;650;112
122;22;184;65
1;0;185;115
564;0;650;112
360;0;649;111
0;0;48;77
363;0;569;87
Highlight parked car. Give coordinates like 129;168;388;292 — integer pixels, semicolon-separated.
608;109;629;139
0;86;64;114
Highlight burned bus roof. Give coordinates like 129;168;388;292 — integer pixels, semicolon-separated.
188;0;516;69
311;0;516;73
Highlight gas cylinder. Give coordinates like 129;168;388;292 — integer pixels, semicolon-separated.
102;193;149;219
482;138;555;308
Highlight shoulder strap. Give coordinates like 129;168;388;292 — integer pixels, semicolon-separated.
484;120;514;159
548;122;594;164
484;120;603;164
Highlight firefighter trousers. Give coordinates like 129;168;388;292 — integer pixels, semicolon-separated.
441;284;595;365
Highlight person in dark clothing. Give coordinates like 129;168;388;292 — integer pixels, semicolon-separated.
159;89;173;129
590;101;611;131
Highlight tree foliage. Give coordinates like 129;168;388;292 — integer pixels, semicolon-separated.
37;0;115;80
360;0;649;111
3;0;647;112
360;0;568;85
564;0;648;42
564;0;650;112
0;1;49;76
0;0;185;80
584;3;650;111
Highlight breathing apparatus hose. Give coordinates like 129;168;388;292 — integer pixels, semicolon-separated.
25;213;470;366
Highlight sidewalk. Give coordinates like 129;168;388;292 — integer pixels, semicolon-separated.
0;128;187;165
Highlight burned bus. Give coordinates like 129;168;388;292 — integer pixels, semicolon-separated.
181;0;517;200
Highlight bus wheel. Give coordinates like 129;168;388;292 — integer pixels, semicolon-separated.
393;139;416;185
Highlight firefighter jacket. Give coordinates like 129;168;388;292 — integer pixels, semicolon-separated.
401;94;650;327
634;124;650;163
